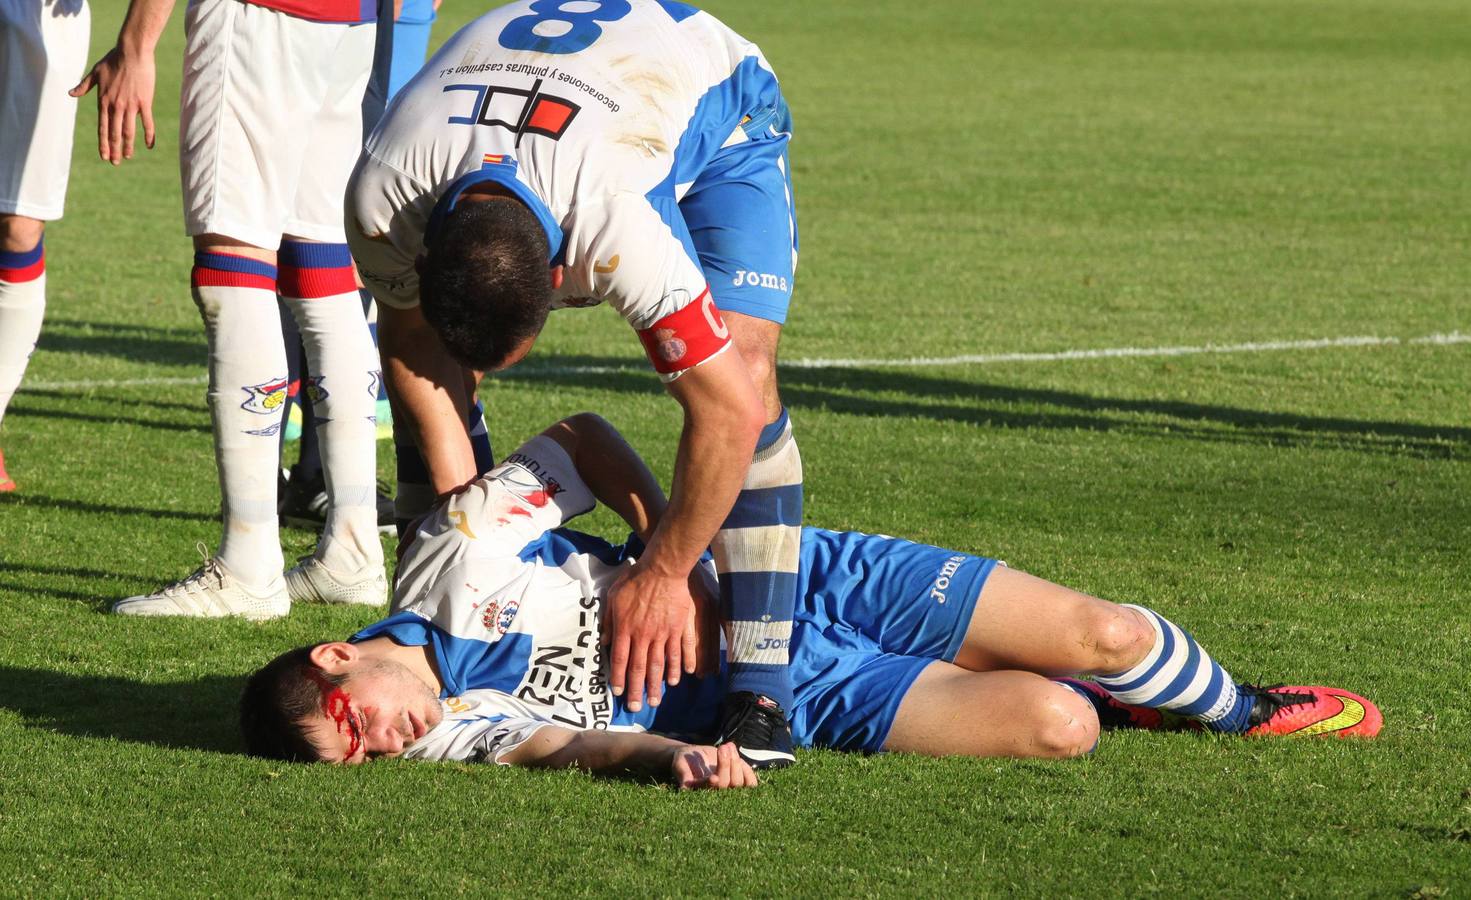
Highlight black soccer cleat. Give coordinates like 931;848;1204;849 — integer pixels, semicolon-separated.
279;468;396;535
716;692;796;770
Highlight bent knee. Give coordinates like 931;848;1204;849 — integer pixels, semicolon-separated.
1083;604;1155;674
1028;683;1100;759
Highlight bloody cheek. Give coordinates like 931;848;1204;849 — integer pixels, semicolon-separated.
303;667;362;760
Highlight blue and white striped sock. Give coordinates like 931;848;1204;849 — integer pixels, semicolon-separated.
1094;605;1255;733
712;408;803;712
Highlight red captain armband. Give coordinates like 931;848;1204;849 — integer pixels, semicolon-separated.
636;289;732;376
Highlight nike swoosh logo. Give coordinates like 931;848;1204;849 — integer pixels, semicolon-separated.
736;747;795;762
594;255;620;274
1293;695;1365;736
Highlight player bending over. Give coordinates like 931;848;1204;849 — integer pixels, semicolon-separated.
240;415;1381;788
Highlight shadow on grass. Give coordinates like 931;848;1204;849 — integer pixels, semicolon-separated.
499;355;1471;459
6;400;208;434
1;494;217;523
0;666;245;755
0;562;159;609
38;318;204;368
21;390;205;415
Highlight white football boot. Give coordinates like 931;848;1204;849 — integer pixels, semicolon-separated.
114;550;290;621
283;556;388;607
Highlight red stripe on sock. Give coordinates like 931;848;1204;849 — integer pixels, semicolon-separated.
0;256;44;283
278;265;357;299
192;267;277;292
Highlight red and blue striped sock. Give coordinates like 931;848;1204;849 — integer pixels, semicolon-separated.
0;239;48;432
277;240;382;574
192;250;288;585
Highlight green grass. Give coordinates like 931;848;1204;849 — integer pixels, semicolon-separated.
3;0;1470;895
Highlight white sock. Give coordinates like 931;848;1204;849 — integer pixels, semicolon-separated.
193;252;287;586
278;240;382;574
0;276;45;429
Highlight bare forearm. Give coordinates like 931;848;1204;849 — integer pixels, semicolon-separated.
643;357;765;577
116;0;176;52
544;414;667;543
505;726;684;778
379;307;479;495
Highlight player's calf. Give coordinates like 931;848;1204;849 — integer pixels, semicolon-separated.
887;667;1099;760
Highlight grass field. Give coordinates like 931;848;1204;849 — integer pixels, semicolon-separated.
3;0;1470;894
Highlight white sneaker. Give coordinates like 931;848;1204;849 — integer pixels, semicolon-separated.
114;554;290;621
284;556;387;607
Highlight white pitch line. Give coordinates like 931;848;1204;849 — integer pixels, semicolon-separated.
780;331;1470;370
25;374;207;391
22;331;1468;391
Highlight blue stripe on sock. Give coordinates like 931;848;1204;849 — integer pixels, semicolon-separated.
726;662;792;709
278;240;352;269
1149;637;1201;706
1210;690;1255;733
1172;660;1227;718
194;252;277;279
0;240;42;268
756;407;790;451
722;484;804;529
1099;610;1175;694
718;571;800;619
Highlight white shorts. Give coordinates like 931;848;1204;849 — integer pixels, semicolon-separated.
0;0;90;220
179;0;374;248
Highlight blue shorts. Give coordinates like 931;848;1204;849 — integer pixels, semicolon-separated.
650;528;996;751
679;99;798;325
788;528;996;752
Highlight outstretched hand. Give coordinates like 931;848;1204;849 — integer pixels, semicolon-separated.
604;563;694;713
71;46;157;165
671;742;758;790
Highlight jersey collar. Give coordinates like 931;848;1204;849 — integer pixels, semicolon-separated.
424;155;565;263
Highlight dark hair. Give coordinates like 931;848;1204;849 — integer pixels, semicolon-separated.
239;644;344;762
420;199;551;370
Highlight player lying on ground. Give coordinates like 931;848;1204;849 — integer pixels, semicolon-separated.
240;414;1382;788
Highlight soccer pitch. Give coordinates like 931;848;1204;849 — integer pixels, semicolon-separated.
2;0;1469;893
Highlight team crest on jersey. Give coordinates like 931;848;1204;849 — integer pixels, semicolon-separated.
444;78;581;146
495;600;520;634
239;378;289;415
654;328;686;364
480;601;500;632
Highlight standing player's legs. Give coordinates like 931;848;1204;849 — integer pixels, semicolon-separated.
386;0;435;97
0;0;90;492
681;100;802;765
0;216;45;493
274;19;385;606
115;0;379;618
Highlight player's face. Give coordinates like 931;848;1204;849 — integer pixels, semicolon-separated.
300;660;444;765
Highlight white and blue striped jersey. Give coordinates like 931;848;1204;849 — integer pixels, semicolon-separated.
361;435;719;763
347;0;786;377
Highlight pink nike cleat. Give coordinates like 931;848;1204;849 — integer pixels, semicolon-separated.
1242;684;1382;738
